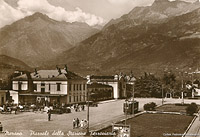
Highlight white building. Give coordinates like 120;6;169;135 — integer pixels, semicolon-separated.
11;67;87;105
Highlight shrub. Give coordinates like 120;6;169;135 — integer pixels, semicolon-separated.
144;102;157;111
186;103;198;116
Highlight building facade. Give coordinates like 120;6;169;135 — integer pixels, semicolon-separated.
87;83;113;101
11;67;87;105
0;90;6;106
87;75;126;99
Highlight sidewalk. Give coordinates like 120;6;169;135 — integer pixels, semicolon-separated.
183;114;200;137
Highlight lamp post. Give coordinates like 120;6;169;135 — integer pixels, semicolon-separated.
162;84;164;105
132;83;135;116
125;99;128;125
86;91;90;135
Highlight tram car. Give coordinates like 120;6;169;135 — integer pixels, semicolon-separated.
123;100;139;114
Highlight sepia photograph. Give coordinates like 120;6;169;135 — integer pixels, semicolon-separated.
0;0;200;136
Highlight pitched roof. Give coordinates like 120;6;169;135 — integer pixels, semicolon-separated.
12;69;85;81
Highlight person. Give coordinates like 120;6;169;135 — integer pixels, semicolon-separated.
84;119;88;129
73;119;76;129
198;111;200;121
76;118;80;128
80;120;84;128
47;110;51;121
82;105;85;111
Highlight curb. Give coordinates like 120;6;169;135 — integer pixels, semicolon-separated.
90;111;145;133
182;115;198;137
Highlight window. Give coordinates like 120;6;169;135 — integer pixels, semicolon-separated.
74;96;76;102
57;83;61;91
69;84;71;91
80;95;81;101
41;83;45;93
69;96;71;103
49;84;51;91
83;84;85;90
18;82;22;90
33;84;37;91
77;84;79;91
74;84;76;91
80;84;82;90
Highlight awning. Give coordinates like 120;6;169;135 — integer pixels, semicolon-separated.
19;94;66;97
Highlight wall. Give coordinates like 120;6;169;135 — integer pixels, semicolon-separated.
12;81;28;90
98;81;119;99
68;80;87;104
33;81;68;95
9;90;19;104
0;90;6;106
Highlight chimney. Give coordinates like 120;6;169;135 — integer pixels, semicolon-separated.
56;66;62;75
34;68;38;76
64;64;68;73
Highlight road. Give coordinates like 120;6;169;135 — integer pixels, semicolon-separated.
0;98;200;137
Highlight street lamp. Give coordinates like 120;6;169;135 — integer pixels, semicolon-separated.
162;84;164;105
86;91;90;135
125;99;128;125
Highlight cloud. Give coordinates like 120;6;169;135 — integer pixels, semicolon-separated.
17;0;105;26
0;0;105;28
107;0;132;4
0;0;24;28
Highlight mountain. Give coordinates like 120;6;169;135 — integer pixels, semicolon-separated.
54;0;200;76
0;55;31;81
104;0;200;29
0;12;99;67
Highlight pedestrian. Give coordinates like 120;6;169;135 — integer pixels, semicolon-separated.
198;111;200;121
82;105;85;111
84;119;88;129
80;120;84;128
76;118;80;128
73;118;76;129
47;110;51;121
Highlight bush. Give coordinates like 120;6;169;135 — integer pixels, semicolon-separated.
144;102;157;111
186;103;198;116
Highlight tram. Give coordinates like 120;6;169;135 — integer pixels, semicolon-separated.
123;100;139;114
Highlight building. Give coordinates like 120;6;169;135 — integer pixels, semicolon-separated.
87;83;113;101
11;67;87;105
87;75;126;99
0;90;6;106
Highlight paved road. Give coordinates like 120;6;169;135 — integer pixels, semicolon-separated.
0;98;200;137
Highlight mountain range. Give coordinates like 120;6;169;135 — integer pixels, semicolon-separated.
53;0;200;76
0;0;200;77
0;12;98;67
0;55;31;80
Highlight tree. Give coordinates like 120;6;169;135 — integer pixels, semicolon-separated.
144;102;157;111
134;72;162;97
186;103;198;115
162;72;176;96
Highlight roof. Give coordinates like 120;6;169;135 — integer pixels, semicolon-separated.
12;69;85;81
87;83;113;88
90;75;115;80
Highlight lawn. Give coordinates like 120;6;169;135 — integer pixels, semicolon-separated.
156;104;188;113
98;113;194;137
156;104;200;113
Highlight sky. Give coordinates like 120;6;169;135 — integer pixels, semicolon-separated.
0;0;198;28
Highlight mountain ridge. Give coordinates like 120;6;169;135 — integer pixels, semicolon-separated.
0;12;99;67
53;4;200;76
